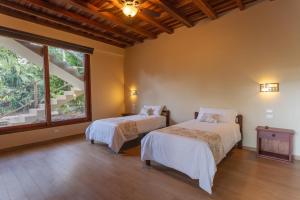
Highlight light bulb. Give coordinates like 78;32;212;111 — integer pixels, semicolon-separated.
122;3;138;17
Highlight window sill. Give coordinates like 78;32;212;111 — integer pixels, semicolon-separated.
0;117;91;135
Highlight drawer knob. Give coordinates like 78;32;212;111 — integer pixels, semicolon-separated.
272;133;276;137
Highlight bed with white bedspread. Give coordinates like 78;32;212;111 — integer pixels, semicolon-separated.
86;106;169;153
141;108;242;194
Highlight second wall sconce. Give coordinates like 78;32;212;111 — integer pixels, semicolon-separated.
130;89;138;96
260;83;279;92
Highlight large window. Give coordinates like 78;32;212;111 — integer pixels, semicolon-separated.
0;28;92;134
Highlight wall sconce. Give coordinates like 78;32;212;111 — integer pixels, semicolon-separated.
260;83;279;92
130;89;138;96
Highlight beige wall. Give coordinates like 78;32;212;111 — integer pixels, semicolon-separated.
0;14;125;149
124;0;300;156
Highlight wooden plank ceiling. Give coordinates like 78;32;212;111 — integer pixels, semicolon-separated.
0;0;270;48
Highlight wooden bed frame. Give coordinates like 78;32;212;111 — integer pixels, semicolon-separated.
90;109;170;145
145;112;243;166
161;109;170;127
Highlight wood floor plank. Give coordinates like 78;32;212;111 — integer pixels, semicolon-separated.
0;137;299;200
0;168;11;200
20;157;66;200
0;165;29;200
8;161;46;200
40;151;103;200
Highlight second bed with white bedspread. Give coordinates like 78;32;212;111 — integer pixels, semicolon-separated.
86;114;166;153
141;118;241;194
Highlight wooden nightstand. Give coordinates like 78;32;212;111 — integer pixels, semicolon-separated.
256;126;294;163
121;113;135;117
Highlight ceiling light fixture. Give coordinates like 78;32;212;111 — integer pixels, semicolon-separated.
122;0;139;17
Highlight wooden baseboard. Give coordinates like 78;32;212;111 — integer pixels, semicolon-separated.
242;146;256;152
0;133;84;153
294;155;300;161
242;145;300;161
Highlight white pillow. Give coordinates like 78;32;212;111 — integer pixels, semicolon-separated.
139;107;154;116
197;107;237;123
143;105;164;116
199;113;220;123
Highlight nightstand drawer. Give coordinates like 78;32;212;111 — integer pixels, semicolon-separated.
258;131;290;141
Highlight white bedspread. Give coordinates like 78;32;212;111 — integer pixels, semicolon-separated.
141;120;241;194
86;115;166;153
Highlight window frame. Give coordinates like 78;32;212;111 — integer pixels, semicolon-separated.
0;27;92;135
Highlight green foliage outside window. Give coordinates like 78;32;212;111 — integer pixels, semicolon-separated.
0;45;85;117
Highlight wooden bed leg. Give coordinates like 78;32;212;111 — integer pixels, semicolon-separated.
145;160;151;166
91;139;94;144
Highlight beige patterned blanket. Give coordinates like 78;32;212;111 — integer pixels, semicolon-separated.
116;120;138;137
159;126;225;163
102;117;139;137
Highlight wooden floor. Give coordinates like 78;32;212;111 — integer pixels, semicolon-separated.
0;136;299;200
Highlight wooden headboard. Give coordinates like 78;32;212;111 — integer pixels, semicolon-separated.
194;112;243;148
161;110;170;127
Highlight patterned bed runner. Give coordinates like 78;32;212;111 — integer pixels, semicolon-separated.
102;117;138;137
118;120;138;137
159;126;225;164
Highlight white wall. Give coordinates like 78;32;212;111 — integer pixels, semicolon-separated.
0;13;125;149
124;0;300;157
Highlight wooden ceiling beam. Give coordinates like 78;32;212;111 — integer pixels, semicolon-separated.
0;0;132;47
111;0;173;34
65;0;157;39
22;0;141;43
192;0;217;19
99;12;156;38
235;0;245;10
138;14;173;34
152;0;193;27
0;6;126;48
